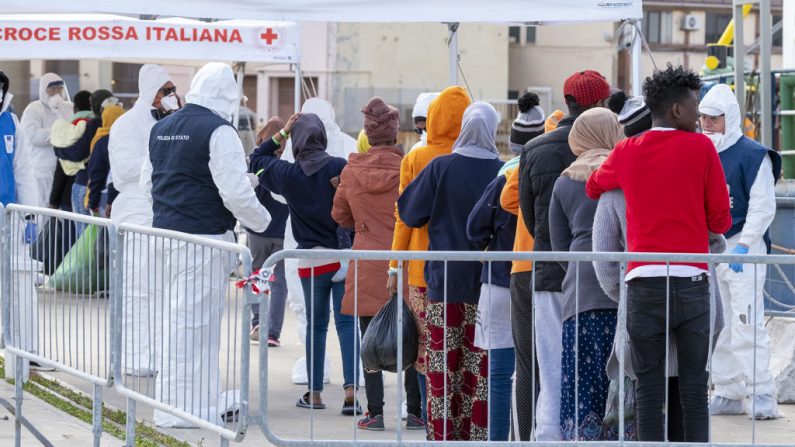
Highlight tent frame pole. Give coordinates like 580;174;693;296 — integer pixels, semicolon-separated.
294;62;302;114
631;20;642;97
447;22;459;86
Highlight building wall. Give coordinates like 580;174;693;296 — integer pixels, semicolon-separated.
331;23;508;134
509;22;617;113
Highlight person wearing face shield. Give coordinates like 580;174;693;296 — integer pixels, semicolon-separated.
699;84;783;420
108;65;177;377
1;70;44;380
140;62;270;428
20;73;73;207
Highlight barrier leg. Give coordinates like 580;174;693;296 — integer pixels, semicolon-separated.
126;398;136;447
14;356;23;447
92;384;102;447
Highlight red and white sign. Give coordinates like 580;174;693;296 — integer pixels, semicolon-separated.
0;14;300;63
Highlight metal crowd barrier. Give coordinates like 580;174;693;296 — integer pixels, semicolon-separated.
259;248;795;447
112;222;254;445
2;204;795;446
1;204;116;447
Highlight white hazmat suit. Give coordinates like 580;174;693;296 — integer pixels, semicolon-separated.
2;89;42;382
20;73;73;207
140;62;271;427
700;85;780;419
109;64;172;377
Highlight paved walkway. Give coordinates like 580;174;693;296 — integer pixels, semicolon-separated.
0;378;120;446
4;286;795;446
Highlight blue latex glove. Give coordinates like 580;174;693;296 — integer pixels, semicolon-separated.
729;244;749;273
24;222;37;245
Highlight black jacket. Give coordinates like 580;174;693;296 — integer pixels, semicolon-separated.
518;114;577;292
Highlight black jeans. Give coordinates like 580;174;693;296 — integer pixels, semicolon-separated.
359;316;422;417
627;275;710;443
509;272;538;441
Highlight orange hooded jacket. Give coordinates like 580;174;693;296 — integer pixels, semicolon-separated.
389;86;471;287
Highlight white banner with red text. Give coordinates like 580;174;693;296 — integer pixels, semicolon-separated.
0;14;300;63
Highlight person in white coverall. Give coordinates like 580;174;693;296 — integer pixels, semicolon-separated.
699;84;782;420
109;64;178;377
278;98;358;385
20;73;73;207
1;70;43;380
140;62;271;427
409;92;438;152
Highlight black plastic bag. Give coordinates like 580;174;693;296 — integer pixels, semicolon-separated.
30;217;77;275
361;294;418;373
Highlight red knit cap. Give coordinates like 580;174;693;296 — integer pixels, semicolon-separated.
563;70;611;107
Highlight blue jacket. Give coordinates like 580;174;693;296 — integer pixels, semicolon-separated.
86;135;110;211
466;174;516;288
0;111;17;206
398;153;503;304
249;138;347;250
54;117;101;186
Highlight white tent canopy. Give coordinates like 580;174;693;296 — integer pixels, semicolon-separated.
0;14;300;63
0;0;642;23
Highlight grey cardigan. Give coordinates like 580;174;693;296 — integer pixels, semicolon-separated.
549;175;618;322
592;189;726;379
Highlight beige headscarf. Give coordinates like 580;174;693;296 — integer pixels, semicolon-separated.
561;108;623;182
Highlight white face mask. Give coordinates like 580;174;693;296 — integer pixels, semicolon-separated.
160;93;180;112
48;94;63;108
703;131;725;151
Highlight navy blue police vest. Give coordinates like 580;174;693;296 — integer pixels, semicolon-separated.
718;136;781;252
149;103;236;235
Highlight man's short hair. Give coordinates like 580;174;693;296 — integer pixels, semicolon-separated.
643;63;702;117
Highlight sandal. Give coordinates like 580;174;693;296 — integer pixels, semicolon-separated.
296;392;325;410
341;396;362;416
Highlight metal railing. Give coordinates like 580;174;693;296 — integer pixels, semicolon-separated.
2;204;795;446
112;222;254;444
258;248;795;446
1;204;116;447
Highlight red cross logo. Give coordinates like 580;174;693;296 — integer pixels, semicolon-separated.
260;28;278;45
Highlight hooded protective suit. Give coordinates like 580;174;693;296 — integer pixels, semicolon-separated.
1;78;42;382
410;92;439;152
140;62;270;427
20;73;73;206
275;98;359;385
108;64;171;377
699;84;781;419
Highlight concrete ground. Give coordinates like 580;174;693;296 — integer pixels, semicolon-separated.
5;285;795;446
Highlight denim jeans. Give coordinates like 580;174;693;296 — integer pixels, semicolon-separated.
71;183;89;236
301;271;358;392
248;235;287;339
417;373;428;423
488;347;515;441
359;316;421;417
627;275;710;442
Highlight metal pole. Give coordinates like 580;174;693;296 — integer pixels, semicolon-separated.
760;0;773;148
14;356;23;447
447;23;459;86
294;63;302;114
125;398;136;447
631;20;643;97
92;385;102;447
734;1;746;121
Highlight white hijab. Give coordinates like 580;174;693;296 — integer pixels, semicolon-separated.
452;102;500;160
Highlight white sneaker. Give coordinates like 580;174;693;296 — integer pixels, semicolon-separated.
751;395;782;420
709;395;747;415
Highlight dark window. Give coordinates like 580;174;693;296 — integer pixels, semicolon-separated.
705;13;733;44
773;16;782;48
43;60;80;98
508;90;519;100
112;63;143;109
643;10;672;44
526;26;536;44
508;26;521;44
